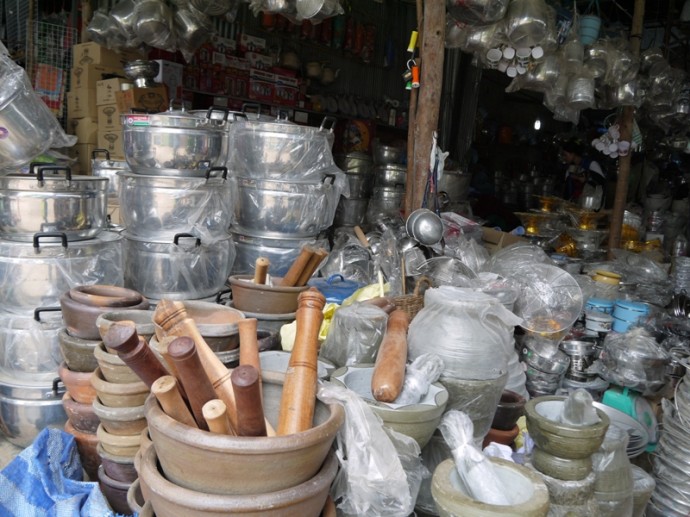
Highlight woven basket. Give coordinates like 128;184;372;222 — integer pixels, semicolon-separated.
392;276;432;320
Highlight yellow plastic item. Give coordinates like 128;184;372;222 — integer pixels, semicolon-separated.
280;302;339;352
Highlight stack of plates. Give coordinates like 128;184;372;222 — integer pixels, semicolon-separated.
593;402;649;458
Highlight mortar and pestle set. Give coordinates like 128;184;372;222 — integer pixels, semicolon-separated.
101;289;343;516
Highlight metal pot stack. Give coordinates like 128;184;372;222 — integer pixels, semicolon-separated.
333;151;374;228
225;115;344;277
366;142;407;224
119;107;237;302
92;149;131;228
0;163;124;447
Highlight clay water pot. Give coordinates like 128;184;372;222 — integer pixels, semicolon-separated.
64;420;101;481
96;310;156;341
492;390;527;431
127;478;146;514
90;367;149;408
139;446;338;517
98;464;133;515
58;362;97;404
92;395;146;435
97;442;138;483
94;343;140;383
144;377;344;496
97;423;141;457
62;392;100;433
228;275;308;314
58;329;100;373
525;396;610;459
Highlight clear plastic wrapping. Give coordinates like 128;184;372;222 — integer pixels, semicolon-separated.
610;248;669;283
504;0;551;48
0;312;63;378
592;425;634;517
319;304;388;368
394;353;445;405
320;231;375;286
446;0;510;27
318;382;428;517
559;389;600;426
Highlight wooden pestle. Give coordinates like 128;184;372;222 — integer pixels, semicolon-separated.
295;248;329;287
102;323;169;388
371;309;410;403
321;495;337;517
202;399;231;435
153;299;239;432
280;245;315;287
253;257;270;285
150;335;179;378
167;336;228;433
277;288;326;435
238;318;261;375
231;365;267;437
151;375;197;428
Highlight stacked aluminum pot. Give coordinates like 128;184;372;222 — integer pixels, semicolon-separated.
366;142;407;224
119;107;237;302
333;151;374;228
92;148;130;228
225;114;347;276
0;163;124;446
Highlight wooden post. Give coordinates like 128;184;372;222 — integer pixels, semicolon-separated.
405;0;425;216
607;0;646;256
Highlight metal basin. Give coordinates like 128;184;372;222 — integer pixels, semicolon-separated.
0;164;108;242
118;168;235;240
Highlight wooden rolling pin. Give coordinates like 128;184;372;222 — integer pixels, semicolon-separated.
151;375;197;428
371;309;410;403
167;336;225;433
295;248;329;287
253;257;270;285
102;323;168;389
231;365;267;437
277;288;326;435
354;225;371;249
281;246;316;287
202;399;231;435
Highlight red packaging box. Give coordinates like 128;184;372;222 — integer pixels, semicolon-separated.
248;69;275;103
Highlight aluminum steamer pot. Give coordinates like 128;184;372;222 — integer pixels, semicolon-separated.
335;152;374;198
0;375;67;447
235;174;337;237
334;198;369;227
0;231;123;315
122;107;227;177
118;167;235;240
92;149;130;203
0;164;108;242
122;231;236;301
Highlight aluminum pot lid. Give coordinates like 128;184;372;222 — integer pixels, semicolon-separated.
0;164;107;191
121;107;227;130
91;149;128;169
0;230;121;258
121;230;232;245
236;112;336;137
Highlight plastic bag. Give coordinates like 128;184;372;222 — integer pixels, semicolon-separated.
318;382;428;516
394;353;444;405
504;0;551;48
439;411;514;505
559;389;600;426
446;0;510;27
592;425;634;517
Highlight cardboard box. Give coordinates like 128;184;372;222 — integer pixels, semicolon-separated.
68;117;98;144
73;42;129;69
67;88;97;119
226;65;249;98
212;35;236;57
96;77;129;106
69;143;96;175
96;104;123;132
273;74;300;107
71;64;123;90
248;69;275;103
481;227;528;255
97;130;125;160
115;85;168;113
153;60;184;100
245;52;273;70
238;33;267;55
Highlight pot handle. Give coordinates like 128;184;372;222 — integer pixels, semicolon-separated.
319;116;337;133
276;110;291;122
322;173;336;185
216;288;232;304
227;111;248;122
33;232;68;249
30;163;72;183
205;166;228;181
52;377;65;396
173;233;201;247
205;106;230;122
34;306;62;322
326;274;345;285
241;103;262;120
92;148;111;161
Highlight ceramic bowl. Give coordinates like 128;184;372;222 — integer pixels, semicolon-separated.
96;310;156;341
531;446;592;480
182;300;245;351
58;362;97;405
330;364;448;448
58;328;100;373
525;396;610;459
64;420;101;481
139;446;337;517
94;343;140;383
127;478;145;514
97;442;138;483
144;378;344;496
228;275;308;314
259;351;334;383
62;392;100;434
92;395;146;436
97;423;142;457
90;367;149;408
98;463;133;515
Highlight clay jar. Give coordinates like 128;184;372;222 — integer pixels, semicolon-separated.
90;367;148;408
62;392;100;433
98;464;133;515
58;361;97;404
60;285;149;340
525;396;610;459
64;420;101;481
94;343;140;383
492;390;527;431
92;395;146;436
58;329;99;373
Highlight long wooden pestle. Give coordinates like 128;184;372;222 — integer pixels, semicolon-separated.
371;309;410;403
151;375;197;428
277;288;326;435
295;247;329;287
202;399;231;435
280;245;315;287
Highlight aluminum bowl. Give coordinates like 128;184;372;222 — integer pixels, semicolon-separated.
373;143;404;165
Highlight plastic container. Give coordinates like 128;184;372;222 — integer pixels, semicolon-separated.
585;298;615;314
579;15;602;46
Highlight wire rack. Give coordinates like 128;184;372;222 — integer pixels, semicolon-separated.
25;20;77;125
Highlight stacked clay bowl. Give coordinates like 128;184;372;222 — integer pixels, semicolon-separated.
140;378;344;515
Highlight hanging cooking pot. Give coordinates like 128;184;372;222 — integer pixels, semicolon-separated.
0;164;108;242
122;106;228;177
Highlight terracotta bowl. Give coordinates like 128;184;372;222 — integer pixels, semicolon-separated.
135;426;153;474
492;390;527;431
97;442;138;484
62;392;100;434
93;343;140;384
183;300;245;351
97;423;142;457
228;275;308;314
58;328;100;373
330;364;448;448
58;362;97;405
71;285;143;308
139;446;337;517
96;310;156;341
525;396;610;459
90;367;149;408
127;478;146;515
259;351;334;383
92;395;146;436
139;501;155;517
64;420;101;481
98;463;133;515
144;378;344;496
